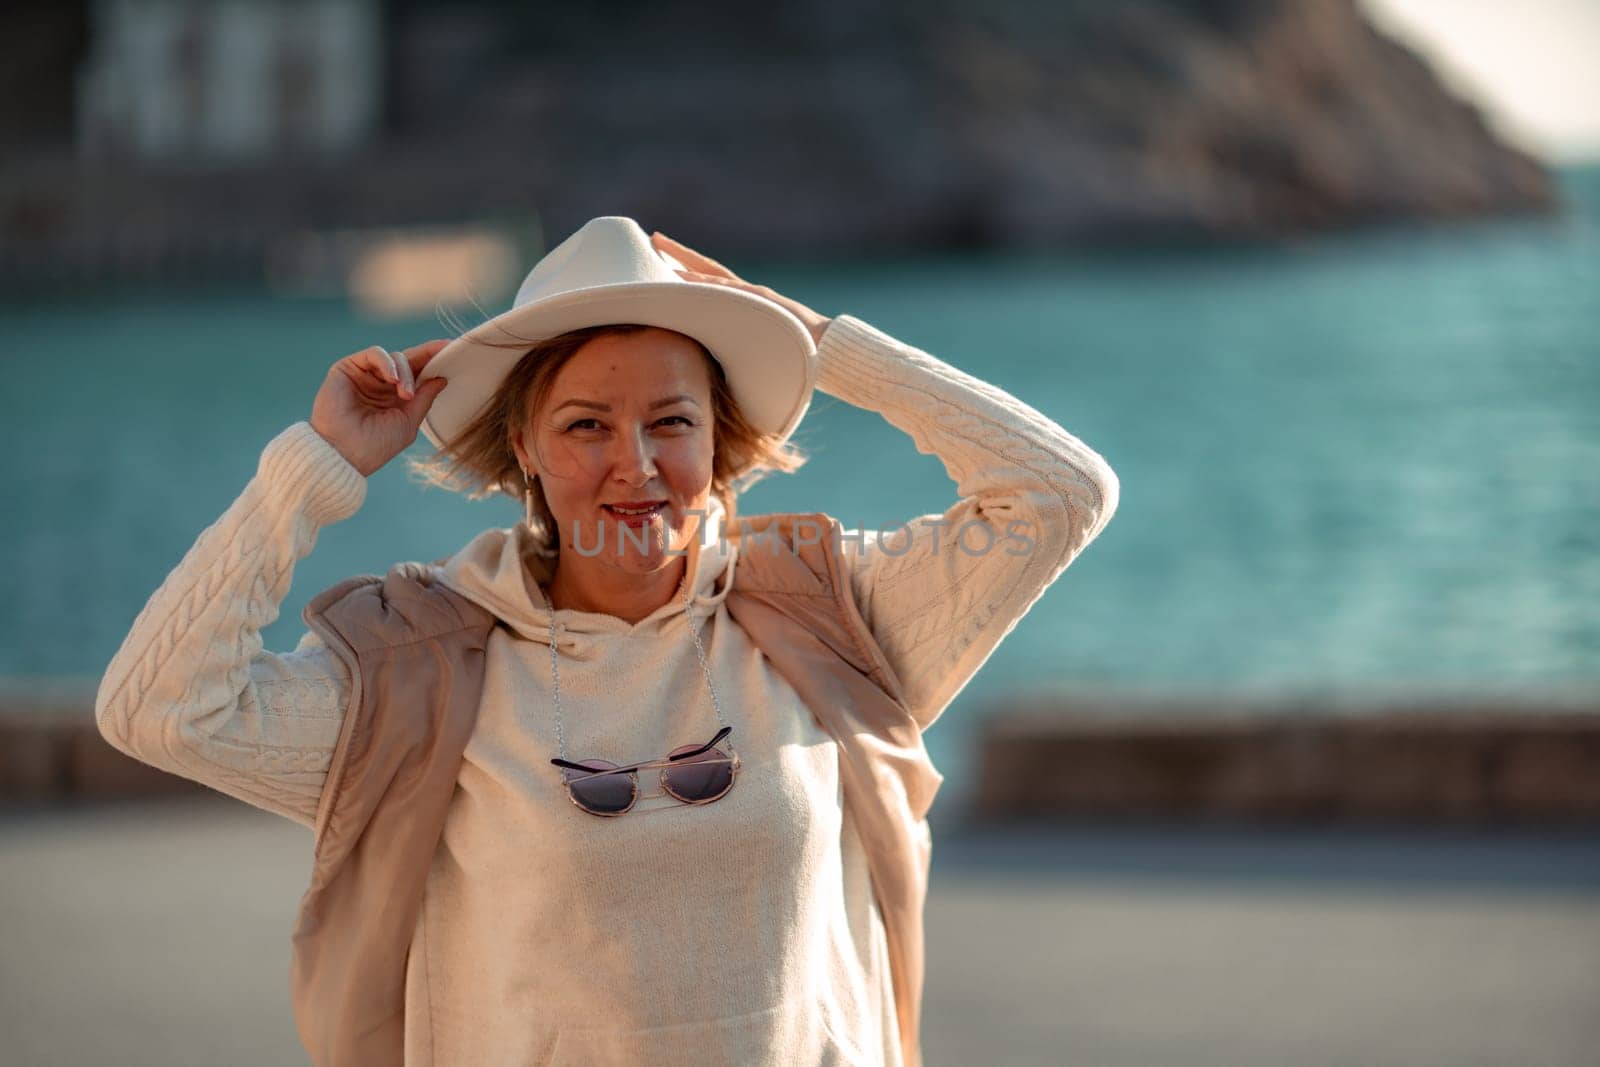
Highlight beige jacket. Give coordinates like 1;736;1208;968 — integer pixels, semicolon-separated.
290;511;943;1067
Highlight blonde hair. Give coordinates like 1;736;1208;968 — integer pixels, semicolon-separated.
406;323;808;556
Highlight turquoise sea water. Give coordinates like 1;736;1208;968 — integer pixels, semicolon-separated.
5;167;1597;750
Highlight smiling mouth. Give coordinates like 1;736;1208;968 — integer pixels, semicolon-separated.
603;502;668;521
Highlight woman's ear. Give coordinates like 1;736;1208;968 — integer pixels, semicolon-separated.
510;430;529;474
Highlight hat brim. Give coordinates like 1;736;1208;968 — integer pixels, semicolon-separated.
415;282;817;456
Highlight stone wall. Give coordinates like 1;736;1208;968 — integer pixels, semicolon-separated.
974;695;1600;826
8;689;1599;824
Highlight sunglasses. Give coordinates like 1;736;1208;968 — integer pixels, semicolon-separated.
550;726;741;817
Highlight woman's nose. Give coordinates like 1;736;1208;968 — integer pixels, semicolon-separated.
611;425;658;483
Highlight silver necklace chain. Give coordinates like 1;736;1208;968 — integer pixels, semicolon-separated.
545;522;726;760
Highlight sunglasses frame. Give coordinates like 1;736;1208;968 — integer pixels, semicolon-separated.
550;725;741;817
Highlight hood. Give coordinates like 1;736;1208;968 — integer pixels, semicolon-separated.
432;495;738;651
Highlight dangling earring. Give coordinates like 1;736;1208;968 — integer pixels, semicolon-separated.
521;467;536;530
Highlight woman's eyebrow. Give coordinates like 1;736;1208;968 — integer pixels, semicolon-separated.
553;394;700;414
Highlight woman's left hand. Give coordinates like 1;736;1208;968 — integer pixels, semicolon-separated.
650;231;832;348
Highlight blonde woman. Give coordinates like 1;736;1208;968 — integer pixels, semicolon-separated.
96;216;1119;1066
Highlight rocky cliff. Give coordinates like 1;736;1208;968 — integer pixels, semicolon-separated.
385;0;1554;251
0;0;1560;287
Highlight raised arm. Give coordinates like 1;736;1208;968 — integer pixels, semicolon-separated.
94;423;365;828
815;315;1120;732
95;340;452;828
644;231;1119;731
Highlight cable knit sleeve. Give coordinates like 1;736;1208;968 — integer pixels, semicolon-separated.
815;314;1120;732
94;421;365;830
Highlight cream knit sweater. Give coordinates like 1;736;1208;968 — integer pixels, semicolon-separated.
95;313;1119;1065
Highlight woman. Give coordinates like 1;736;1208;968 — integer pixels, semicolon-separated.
95;217;1120;1066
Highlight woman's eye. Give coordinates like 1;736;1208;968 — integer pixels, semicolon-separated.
564;416;693;432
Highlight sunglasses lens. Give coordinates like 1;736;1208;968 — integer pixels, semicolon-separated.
661;744;735;804
562;759;636;815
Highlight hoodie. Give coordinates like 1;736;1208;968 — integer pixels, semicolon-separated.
398;491;905;1065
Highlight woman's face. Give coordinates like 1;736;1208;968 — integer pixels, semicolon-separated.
511;327;716;578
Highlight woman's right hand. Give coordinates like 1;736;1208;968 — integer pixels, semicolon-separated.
309;340;452;477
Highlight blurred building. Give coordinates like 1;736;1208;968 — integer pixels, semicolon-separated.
75;0;381;162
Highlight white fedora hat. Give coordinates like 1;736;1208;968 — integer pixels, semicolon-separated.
416;216;817;470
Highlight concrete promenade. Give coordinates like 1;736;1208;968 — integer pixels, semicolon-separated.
1;798;1597;1066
